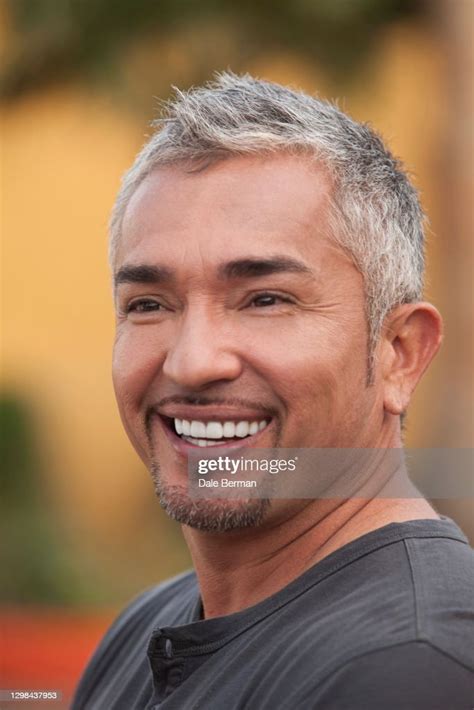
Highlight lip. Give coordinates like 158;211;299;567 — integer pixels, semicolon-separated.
152;411;274;456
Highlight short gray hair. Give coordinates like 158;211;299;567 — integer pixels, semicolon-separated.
109;72;425;354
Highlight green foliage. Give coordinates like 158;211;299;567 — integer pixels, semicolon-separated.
0;394;92;605
1;0;423;101
1;394;38;506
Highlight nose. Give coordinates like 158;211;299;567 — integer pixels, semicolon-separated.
162;307;243;390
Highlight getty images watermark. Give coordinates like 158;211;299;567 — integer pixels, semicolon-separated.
197;454;298;486
188;448;474;499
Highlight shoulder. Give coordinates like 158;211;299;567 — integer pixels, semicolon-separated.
347;521;474;668
72;569;197;707
402;527;474;667
294;520;474;708
336;519;474;654
305;640;474;710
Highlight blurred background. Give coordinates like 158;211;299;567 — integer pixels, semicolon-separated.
1;0;473;706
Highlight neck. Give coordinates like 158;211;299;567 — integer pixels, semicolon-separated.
183;469;438;619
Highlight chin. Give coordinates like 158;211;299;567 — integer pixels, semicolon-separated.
151;462;270;532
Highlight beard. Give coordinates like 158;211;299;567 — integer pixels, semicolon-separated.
150;461;271;532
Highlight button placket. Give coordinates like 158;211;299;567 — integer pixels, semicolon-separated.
148;632;185;702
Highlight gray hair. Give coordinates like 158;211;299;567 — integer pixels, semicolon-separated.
109;72;425;355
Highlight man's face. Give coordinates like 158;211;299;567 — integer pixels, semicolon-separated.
112;154;385;530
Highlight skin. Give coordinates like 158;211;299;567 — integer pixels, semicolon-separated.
112;154;443;618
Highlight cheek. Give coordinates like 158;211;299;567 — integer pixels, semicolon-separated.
243;328;340;411
257;318;370;419
112;327;164;413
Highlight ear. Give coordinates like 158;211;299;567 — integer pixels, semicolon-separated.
379;302;443;415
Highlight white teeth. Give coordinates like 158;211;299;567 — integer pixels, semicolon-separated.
190;420;206;438
223;421;236;438
235;421;250;438
173;417;269;442
206;422;224;439
182;436;221;447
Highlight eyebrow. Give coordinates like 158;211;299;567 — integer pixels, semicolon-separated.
114;255;313;287
114;264;173;287
218;257;314;280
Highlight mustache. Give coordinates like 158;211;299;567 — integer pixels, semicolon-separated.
152;394;277;411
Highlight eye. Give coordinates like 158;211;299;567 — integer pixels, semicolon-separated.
126;299;162;313
248;293;292;308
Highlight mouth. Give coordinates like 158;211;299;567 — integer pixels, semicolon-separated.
157;413;271;450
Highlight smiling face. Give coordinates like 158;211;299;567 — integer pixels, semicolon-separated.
112;154;388;531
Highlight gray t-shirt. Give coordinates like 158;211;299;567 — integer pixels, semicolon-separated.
73;518;474;709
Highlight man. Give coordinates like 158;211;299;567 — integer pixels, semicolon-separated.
73;73;473;709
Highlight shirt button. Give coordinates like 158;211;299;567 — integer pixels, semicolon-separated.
164;638;173;658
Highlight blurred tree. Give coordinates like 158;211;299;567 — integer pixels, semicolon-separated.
1;0;423;101
0;395;97;604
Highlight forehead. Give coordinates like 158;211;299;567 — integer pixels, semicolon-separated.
117;154;349;275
